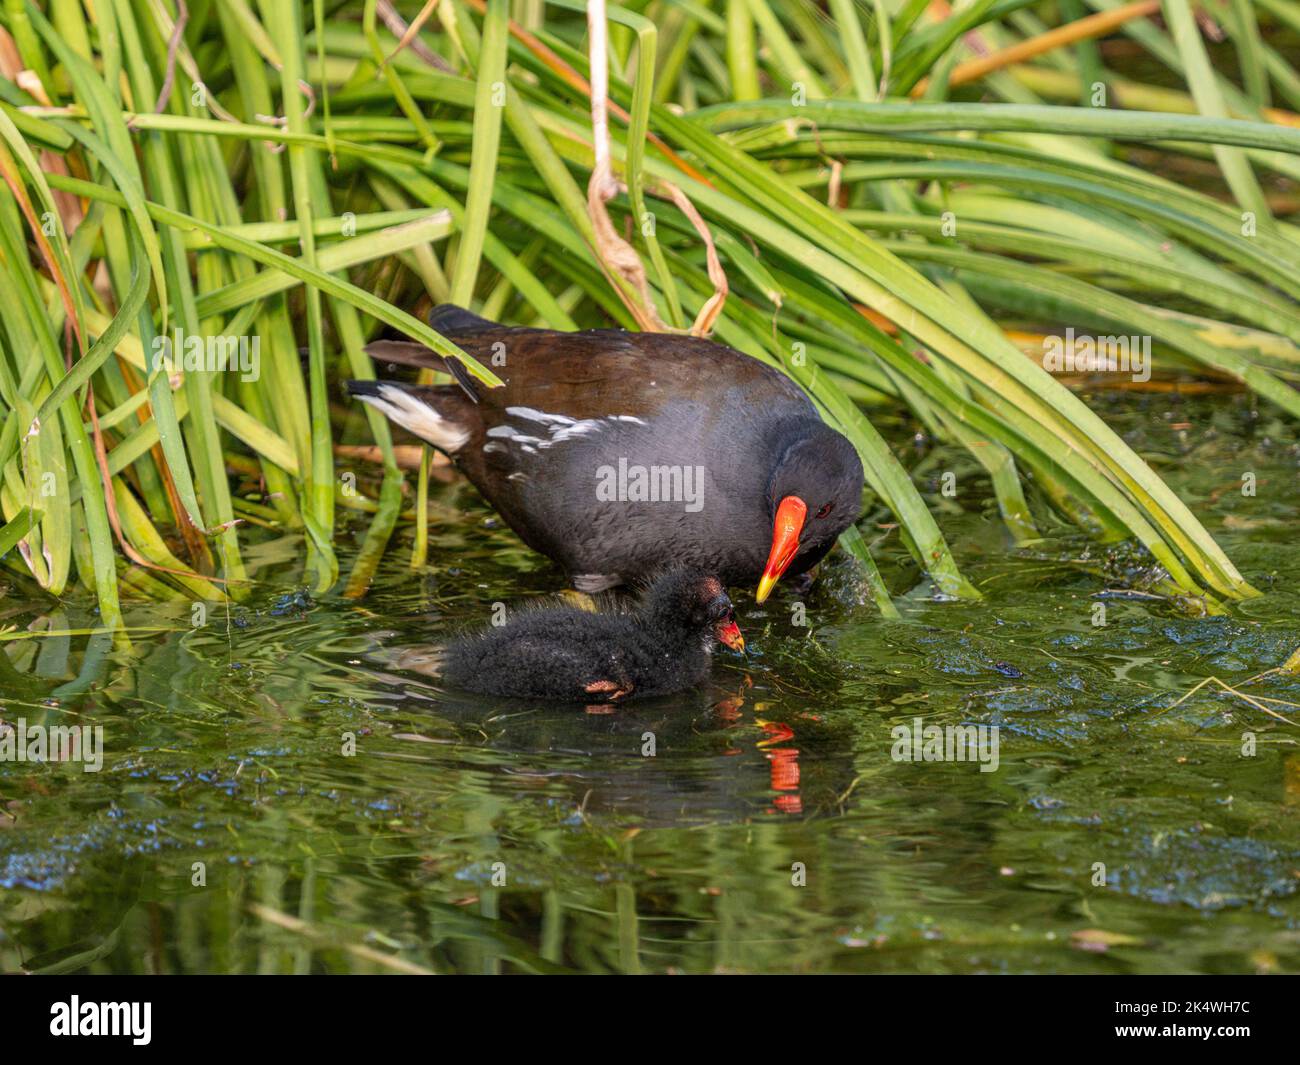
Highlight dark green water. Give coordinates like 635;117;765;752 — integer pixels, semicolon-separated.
2;391;1299;974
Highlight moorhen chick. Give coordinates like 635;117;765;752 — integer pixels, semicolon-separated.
347;306;863;600
441;569;745;702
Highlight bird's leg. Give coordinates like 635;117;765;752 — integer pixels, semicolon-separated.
558;589;599;613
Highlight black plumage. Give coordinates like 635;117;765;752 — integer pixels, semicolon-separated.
441;570;744;703
346;305;863;599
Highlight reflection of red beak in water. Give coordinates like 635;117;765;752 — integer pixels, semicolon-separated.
711;676;752;726
756;496;807;603
715;615;745;653
758;719;802;815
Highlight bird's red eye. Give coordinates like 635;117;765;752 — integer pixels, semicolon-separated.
816;503;834;519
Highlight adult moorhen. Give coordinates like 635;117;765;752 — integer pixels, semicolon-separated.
441;569;745;702
347;306;863;600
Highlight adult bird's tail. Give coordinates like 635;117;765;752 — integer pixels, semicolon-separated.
427;303;498;334
343;379;473;455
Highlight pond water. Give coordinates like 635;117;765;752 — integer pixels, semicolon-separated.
2;390;1299;974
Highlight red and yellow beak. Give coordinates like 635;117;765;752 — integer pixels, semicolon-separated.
756;495;807;603
716;616;745;653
